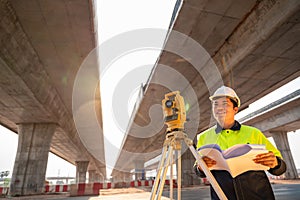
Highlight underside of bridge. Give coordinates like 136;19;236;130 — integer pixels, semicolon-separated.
112;0;300;181
0;0;106;195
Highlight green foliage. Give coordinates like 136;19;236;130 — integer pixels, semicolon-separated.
3;178;10;187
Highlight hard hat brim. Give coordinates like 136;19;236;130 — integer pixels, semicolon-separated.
209;95;240;107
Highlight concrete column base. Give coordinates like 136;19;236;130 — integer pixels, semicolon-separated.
76;161;89;183
271;131;298;179
10;123;56;196
88;170;96;183
95;173;103;183
180;150;201;186
134;160;145;180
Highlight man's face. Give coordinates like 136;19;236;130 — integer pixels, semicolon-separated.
212;97;238;124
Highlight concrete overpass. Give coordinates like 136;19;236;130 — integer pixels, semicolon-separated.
141;89;300;181
1;0;299;195
243;89;300;179
241;89;300;136
111;0;300;182
0;0;105;195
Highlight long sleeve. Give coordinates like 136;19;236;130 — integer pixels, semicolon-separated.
268;157;286;176
193;163;206;178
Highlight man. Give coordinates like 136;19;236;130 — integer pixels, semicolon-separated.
194;86;286;200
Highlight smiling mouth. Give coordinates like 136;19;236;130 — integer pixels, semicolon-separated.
216;112;227;117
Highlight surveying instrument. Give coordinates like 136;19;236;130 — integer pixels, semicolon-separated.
150;91;227;200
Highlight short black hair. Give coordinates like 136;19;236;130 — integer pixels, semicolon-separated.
229;98;238;108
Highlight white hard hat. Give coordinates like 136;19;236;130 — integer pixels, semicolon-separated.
209;86;241;107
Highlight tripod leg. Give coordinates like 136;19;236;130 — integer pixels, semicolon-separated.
177;150;181;200
150;145;168;200
170;151;173;200
156;145;174;200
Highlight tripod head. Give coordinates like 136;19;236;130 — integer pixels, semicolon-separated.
162;91;186;133
152;92;227;200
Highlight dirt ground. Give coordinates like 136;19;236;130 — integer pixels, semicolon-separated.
2;179;300;200
99;187;150;195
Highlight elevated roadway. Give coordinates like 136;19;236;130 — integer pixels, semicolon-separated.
143;89;300;177
243;90;300;179
242;89;300;136
0;0;105;195
112;0;300;180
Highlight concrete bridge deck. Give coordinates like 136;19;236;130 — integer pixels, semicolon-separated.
0;0;299;196
0;0;105;195
112;0;300;180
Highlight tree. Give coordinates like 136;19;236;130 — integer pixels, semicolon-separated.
0;171;9;178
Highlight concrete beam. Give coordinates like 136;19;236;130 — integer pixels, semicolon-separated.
0;0;102;168
10;123;56;196
244;95;300;135
113;0;300;177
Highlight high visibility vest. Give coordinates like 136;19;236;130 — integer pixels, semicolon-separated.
196;124;282;158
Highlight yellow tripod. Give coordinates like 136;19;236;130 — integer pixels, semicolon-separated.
150;130;227;200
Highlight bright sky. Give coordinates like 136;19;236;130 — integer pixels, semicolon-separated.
0;0;176;179
0;0;299;182
97;0;176;176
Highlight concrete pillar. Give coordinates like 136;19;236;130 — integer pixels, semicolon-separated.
88;170;96;183
95;173;104;183
10;123;56;196
142;169;146;180
98;167;106;182
134;161;145;180
122;172;132;182
75;161;89;183
115;171;131;182
180;150;200;186
271;131;298;179
112;175;120;183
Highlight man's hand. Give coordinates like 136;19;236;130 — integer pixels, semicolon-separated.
253;151;278;168
197;156;216;171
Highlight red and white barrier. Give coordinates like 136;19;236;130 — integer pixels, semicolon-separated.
0;187;8;195
45;180;179;196
129;180;176;188
44;184;69;193
70;182;116;196
2;180;181;197
130;180;156;187
201;178;210;185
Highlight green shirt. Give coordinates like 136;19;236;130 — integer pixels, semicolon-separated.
196;123;282;158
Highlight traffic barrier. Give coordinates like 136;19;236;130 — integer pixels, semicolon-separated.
77;183;86;196
70;182;115;196
44;184;69;193
0;187;8;196
130;180;173;187
165;179;177;187
93;183;102;195
202;178;210;185
48;180;176;196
